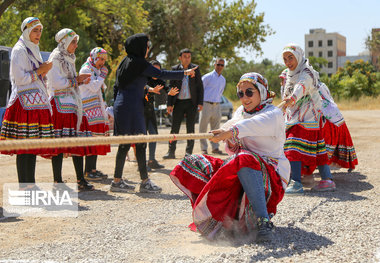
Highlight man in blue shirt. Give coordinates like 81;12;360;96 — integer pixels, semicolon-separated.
199;58;226;155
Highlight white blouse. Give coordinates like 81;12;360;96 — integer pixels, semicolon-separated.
281;68;322;130
79;64;108;126
222;104;290;189
7;42;51;112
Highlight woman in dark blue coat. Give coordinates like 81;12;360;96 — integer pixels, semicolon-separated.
111;33;198;193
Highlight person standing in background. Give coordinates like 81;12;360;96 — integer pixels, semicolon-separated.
199;58;226;155
79;47;111;181
163;48;204;159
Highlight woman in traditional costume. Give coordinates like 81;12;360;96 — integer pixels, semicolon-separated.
79;47;111;181
0;17;55;188
318;81;358;171
47;28;94;190
170;72;290;242
280;44;335;193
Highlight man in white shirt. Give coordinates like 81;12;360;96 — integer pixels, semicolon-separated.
199;58;226;155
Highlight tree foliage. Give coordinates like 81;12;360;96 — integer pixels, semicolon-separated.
0;0;149;67
308;56;328;73
222;58;285;101
144;0;273;71
322;60;380;100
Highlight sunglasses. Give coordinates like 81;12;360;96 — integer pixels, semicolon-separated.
237;88;255;99
216;64;224;67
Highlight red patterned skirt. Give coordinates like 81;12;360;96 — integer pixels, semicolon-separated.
284;124;329;175
51;99;96;156
0;98;56;156
323;120;358;169
170;150;284;240
85;122;111;156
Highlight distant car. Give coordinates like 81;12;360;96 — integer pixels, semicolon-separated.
220;95;233;120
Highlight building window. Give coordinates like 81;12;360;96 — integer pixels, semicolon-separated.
328;40;333;46
319;51;323;57
319;64;323;69
318;40;322;47
308;41;313;47
328;51;333;57
328;73;332;77
308;52;313;57
328;62;333;68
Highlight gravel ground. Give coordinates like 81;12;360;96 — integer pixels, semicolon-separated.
0;110;379;263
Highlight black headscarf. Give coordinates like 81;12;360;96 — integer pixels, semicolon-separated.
114;33;151;98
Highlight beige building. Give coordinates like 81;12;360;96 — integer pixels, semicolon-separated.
305;28;346;76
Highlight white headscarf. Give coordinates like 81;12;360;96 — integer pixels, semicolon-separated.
49;28;79;76
19;17;43;65
49;28;83;131
282;43;319;91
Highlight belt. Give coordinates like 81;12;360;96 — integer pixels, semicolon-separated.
204;101;220;105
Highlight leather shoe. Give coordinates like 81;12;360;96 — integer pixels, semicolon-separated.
163;152;175;159
201;150;208;155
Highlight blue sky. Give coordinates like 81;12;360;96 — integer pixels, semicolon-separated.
239;0;380;64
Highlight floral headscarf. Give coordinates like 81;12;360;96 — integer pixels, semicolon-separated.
88;47;107;67
236;72;275;105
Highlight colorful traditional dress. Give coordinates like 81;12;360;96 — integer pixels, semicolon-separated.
280;45;329;175
170;73;290;239
47;29;94;156
79;47;110;155
318;82;358;169
0;17;55;156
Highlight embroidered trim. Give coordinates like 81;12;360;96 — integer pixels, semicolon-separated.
30;70;38;82
230;125;239;145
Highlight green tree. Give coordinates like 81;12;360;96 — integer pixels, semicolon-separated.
222;58;284;101
325;59;380;99
0;0;149;66
308;56;328;73
144;0;273;71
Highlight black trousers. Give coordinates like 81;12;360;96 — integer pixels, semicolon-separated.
16;154;36;184
52;153;84;182
85;155;98;173
168;99;197;154
114;143;148;180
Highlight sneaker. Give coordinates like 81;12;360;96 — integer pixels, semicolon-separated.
84;171;102;181
256;217;274;243
110;180;135;193
95;170;108;179
163;152;175;159
201;150;208;155
311;180;336;192
147;160;165;169
285;180;304;194
77;179;94;191
139;179;162;193
53;182;74;193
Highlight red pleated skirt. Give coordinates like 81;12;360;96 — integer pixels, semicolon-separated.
323;120;358;169
86;122;111;155
170;150;284;240
0;98;57;156
51;99;96;156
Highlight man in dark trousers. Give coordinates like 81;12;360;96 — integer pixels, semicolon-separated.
163;48;204;159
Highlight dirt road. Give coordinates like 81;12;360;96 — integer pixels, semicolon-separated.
0;110;379;262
